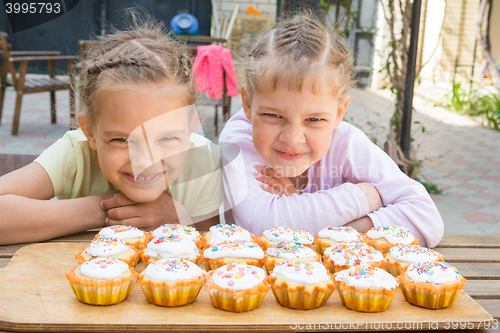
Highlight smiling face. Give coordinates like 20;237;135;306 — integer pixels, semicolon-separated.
242;81;349;178
79;83;195;203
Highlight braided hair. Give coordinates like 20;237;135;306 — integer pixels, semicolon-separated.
80;17;195;124
244;12;353;100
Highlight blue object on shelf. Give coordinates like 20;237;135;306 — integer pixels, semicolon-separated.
170;14;199;35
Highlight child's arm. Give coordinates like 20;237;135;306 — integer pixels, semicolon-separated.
0;162;107;245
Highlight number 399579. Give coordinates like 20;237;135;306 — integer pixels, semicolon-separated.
5;2;61;14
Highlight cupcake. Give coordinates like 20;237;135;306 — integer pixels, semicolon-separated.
142;235;200;266
94;225;149;250
139;259;205;307
385;244;444;277
334;265;399;312
364;225;419;254
269;262;336;310
151;224;201;247
398;261;467;309
75;237;141;266
265;241;320;273
200;224;255;249
314;226;364;255
202;240;266;271
206;263;270;312
66;258;138;305
323;240;386;273
258;226;314;250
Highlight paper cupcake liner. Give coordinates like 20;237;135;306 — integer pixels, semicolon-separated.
398;272;466;309
205;270;270;312
76;247;142;267
268;275;336;310
323;257;387;274
203;257;266;271
336;280;397;312
384;260;401;277
66;266;138;305
313;236;339;255
265;254;321;274
363;235;419;255
138;273;205;306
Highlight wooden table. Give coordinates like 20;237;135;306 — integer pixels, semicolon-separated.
0;233;499;332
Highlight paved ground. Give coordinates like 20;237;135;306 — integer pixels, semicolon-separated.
0;84;499;235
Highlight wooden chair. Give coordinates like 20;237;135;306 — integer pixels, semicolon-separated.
175;35;233;136
0;32;78;135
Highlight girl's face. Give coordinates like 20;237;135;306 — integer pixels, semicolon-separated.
242;81;349;178
79;84;194;203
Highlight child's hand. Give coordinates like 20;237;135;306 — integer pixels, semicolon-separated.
255;166;301;197
100;191;192;230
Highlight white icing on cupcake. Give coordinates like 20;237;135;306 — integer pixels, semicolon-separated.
267;241;317;260
98;225;144;240
209;224;252;245
79;258;129;279
406;261;461;284
366;225;415;245
324;241;384;266
318;226;362;242
271;262;331;284
84;237;130;257
144;235;198;261
263;226;313;244
335;265;398;290
389;244;442;263
152;224;200;241
204;240;264;260
212;263;265;291
143;259;204;282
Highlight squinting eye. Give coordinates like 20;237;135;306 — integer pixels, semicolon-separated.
263;113;281;118
159;137;178;142
111;138;130;143
306;118;324;122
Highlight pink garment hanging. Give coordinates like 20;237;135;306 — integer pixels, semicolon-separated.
193;45;238;100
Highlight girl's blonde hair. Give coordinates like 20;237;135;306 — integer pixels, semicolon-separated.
80;14;195;124
245;12;353;100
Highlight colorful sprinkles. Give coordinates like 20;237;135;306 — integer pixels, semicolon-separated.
343;265;379;279
210;240;259;253
86;237;126;253
391;244;442;259
152;259;192;272
328;240;381;266
275;261;316;275
368;225;412;241
267;241;311;257
408;261;461;276
106;225;137;233
215;264;263;283
264;226;313;243
153;235;184;244
156;224;198;237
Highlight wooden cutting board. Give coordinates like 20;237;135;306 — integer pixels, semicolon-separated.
0;243;493;332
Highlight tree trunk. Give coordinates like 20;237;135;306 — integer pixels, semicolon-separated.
476;0;500;88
